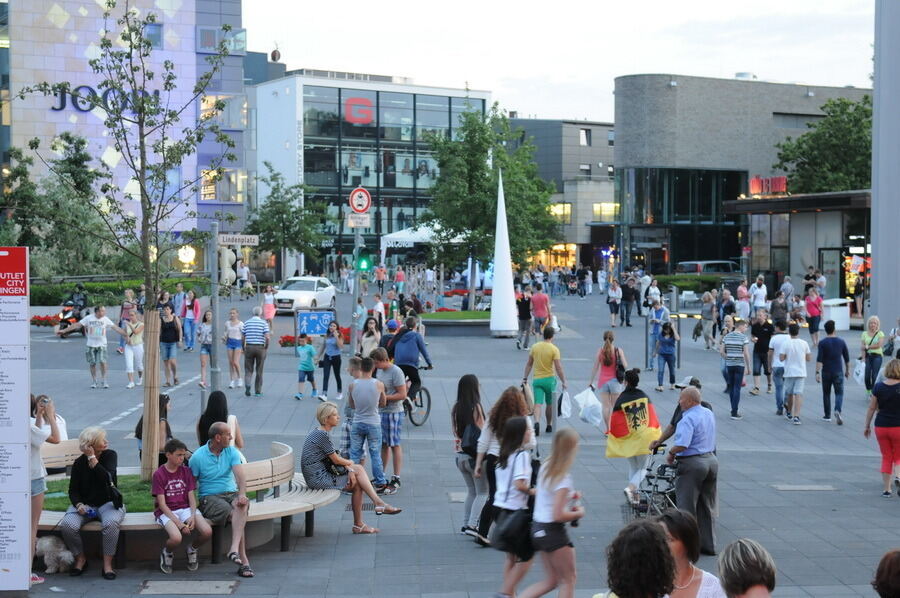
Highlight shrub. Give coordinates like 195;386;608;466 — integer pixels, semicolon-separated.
654;275;727;294
30;314;60;327
279;334;297;347
30;277;211;307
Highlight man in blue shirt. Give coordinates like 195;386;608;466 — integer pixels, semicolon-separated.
668;386;718;556
190;422;252;577
391;316;433;402
815;319;850;424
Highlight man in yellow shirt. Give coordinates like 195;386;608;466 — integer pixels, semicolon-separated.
523;326;568;435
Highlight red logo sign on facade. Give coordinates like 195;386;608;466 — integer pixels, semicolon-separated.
749;175;788;195
0;247;28;296
344;97;374;125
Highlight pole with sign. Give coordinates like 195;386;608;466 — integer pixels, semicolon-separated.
0;247;31;591
348;188;371;354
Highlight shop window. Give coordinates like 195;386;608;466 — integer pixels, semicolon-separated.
379;92;414;142
593;202;619;222
303;87;339;138
342;89;377;140
579;128;591;146
381;148;415;189
413;154;439;190
416;95;449;140
550;203;572;225
579;164;591;177
304;145;338;187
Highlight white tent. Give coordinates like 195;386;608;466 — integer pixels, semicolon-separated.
379;225;462;264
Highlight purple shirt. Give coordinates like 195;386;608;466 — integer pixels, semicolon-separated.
152;464;196;517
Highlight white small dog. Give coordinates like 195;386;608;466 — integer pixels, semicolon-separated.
35;535;74;574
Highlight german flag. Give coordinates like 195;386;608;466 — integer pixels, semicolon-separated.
605;390;661;458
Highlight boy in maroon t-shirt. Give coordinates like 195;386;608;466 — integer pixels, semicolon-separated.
152;439;212;574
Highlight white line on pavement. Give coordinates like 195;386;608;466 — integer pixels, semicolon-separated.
99;375;200;427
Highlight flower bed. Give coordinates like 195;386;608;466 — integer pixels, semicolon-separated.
442;289;493;297
279;327;351;347
31;315;60;327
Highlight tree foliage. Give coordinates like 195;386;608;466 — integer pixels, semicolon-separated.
773;95;872;193
423;104;558;269
245;162;330;263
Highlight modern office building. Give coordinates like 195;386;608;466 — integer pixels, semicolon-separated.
509;117;616;269
614;73;870;275
5;0;248;269
247;70;490;274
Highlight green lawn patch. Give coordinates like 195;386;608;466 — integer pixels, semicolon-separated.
421;310;490;320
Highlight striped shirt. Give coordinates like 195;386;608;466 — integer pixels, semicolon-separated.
723;330;749;367
241;316;270;345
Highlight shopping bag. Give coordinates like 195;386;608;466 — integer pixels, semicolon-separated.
549;315;560;332
572;387;600;411
521;382;535;415
853;358;866;386
580;403;606;431
559;391;572;419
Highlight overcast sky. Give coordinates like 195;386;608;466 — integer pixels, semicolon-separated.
242;0;874;122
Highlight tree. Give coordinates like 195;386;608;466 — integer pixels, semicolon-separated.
423;104;558;305
245;162;329;279
773;95;872;193
13;0;235;479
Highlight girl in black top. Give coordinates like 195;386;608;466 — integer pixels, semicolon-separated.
159;304;182;386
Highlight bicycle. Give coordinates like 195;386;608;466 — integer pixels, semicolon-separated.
403;365;432;426
622;445;677;522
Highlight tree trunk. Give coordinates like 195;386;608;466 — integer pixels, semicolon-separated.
141;308;161;481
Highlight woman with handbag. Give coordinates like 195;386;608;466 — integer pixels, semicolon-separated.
518;428;584;598
489;416;535;598
474;387;535;544
607;280;622;328
588;330;627;433
862;316;887;398
452;374;489;543
61;426;125;580
300;402;401;534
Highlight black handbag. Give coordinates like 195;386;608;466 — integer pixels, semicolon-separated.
460;423;480;459
488;451;534;560
615;348;626;383
106;471;124;510
323;457;347;477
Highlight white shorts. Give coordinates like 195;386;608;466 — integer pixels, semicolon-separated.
156;507;194;528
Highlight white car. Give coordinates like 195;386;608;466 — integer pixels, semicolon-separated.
274;276;336;313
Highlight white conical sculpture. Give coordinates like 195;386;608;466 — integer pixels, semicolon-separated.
490;170;518;337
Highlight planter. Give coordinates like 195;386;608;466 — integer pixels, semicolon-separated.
424;318;491;337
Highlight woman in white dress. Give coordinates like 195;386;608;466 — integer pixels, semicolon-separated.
657;509;726;598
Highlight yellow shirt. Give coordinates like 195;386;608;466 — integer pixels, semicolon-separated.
530;341;560;379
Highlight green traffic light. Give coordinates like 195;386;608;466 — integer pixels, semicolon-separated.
356;253;371;271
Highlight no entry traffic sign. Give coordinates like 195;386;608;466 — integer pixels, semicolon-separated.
348;187;371;214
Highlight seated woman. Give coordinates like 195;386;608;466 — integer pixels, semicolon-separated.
300;402;401;534
594;518;675;598
61;426;125;580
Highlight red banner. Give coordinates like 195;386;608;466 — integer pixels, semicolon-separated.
0;247;28;296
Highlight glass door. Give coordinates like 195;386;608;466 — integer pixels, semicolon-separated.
819;248;842;299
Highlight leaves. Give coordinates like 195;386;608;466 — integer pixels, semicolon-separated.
774;96;872;193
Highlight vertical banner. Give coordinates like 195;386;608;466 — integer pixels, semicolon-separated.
0;247;30;590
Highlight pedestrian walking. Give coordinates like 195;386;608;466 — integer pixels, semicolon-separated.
606;279;622;328
223;308;244;389
241;306;270;397
768;320;789;416
360;317;381;358
375;264;386;294
319;320;344;401
395;266;406;294
372;293;385;331
589;330;627;433
261;285;276;329
779;322;811;425
655;322;680;392
197;310;213;389
647;299;671;371
607;369;662;503
180;290;200;352
805;289;823;347
863;359;900;497
531;283;551;335
159;304;182;387
172;282;186;321
862;316;886;398
124;309;144;389
523;327;568;435
749;275;768;318
136;283;147;315
717;290;736;335
721;318;751;420
769;291;788;324
516;286;533;350
60;305;126;389
348;357;389;492
700;292;717;350
236;261;249;298
452;374;489;543
815;269;827;299
749;309;774;396
621;278;639;327
116;288;136;354
780;275;795;305
517;428;584;598
156;290;174;314
644;278;661;314
816;320;850;424
668;386;718;556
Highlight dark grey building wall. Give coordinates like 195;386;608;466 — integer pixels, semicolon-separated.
511;119;614;191
614;74;870;176
244;51;286;85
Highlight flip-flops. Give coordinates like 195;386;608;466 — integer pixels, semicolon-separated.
237;564;254;577
227;551;243;565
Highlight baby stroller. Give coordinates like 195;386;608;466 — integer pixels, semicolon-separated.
566;278;578;296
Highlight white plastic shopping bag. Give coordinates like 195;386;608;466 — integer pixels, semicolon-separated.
559;391;572;418
549;314;560;332
572;387;600;411
572;387;604;430
853;358;866;386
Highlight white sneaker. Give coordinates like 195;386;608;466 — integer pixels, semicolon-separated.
237;378;244;387
318;394;327;402
102;381;110;389
126;382;135;389
137;376;143;386
335;393;343;401
90;381;97;389
228;380;235;389
186;546;198;571
160;548;174;574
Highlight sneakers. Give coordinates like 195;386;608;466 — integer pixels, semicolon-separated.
126;382;135;389
776;409;783;416
785;411;793;421
516;339;521;350
882;491;892;498
730;413;743;420
793;416;802;425
390;475;401;488
545;424;552;434
160;548;174;574
30;573;45;585
186;546;199;571
245;386;251;397
822;416;832;422
655;386;664;392
102;381;109;389
137;376;143;386
767;385;773;394
237;378;244;387
255;392;263;397
318;394;327;402
465;527;491;544
336;393;343;401
835;412;843;425
91;381;97;389
228;380;235;389
534;422;540;438
749;387;760;396
294;393;303;401
381;478;399;495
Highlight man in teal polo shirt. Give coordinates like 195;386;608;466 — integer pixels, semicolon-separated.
189;422;253;577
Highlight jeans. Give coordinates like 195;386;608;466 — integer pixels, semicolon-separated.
322;354;342;394
821;370;845;417
865;354;883;391
720;356;729;387
517;319;533;348
350;421;386;485
752;352;770;377
183;317;196;350
657;353;676;386
118;318;128;350
621;301;634;326
725;365;745;415
647;331;661;368
455;453;489;529
773;366;785;411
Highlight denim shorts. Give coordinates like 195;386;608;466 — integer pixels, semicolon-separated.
200;343;212;355
298;369;315;383
599;378;623;394
226;337;243;350
160;342;178;361
784;376;805;395
31;477;47;496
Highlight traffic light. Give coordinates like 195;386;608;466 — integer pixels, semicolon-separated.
355;251;372;272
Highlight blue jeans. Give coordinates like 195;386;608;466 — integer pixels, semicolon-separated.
182;317;196;350
657;353;676;386
821;370;844;417
648;331;660;367
720;356;729;386
773;366;785;412
865;354;883;392
118;318;128;350
349;421;386;485
725;365;745;416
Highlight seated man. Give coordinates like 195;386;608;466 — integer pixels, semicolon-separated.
189;422;253;578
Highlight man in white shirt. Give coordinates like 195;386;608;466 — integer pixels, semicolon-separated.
779;322;811;425
639;273;652;316
59;305;126;388
749;275;768;318
767;320;790;416
236;261;250;300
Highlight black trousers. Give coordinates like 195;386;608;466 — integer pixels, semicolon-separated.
399;364;421;400
477;454;498;538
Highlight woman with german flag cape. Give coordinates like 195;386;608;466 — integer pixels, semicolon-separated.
606;368;661;504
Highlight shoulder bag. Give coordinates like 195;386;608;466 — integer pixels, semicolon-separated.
615;347;626;383
883;330;895;358
106;470;124;510
460;421;480;459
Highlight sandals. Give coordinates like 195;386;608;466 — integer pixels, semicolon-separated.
237;564;254;577
352;523;379;534
375;504;402;515
227;551;243;566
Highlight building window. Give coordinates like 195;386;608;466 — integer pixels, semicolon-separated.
579;164;591;177
196;26;247;56
550;202;572;225
201;168;246;203
607;165;614;177
145;23;163;49
593;202;619;222
579;128;591;146
201;94;248;129
607;130;615;146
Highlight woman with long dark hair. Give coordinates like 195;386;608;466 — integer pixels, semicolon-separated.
197;391;244;450
318;320;344;401
360;316;381;358
451;374;488;542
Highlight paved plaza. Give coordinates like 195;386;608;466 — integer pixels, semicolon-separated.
24;291;894;597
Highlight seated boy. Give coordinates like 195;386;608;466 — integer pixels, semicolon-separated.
153;438;212;574
294;333;318;401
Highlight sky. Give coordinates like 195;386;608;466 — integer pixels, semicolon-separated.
242;0;874;122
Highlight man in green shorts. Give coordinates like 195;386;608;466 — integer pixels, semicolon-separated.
522;326;568;435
